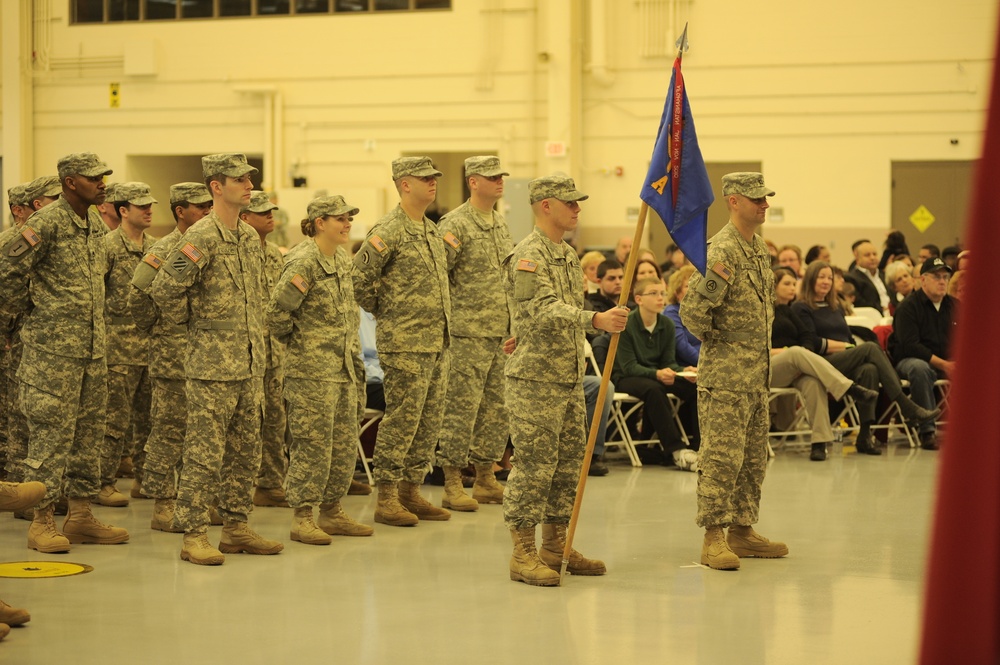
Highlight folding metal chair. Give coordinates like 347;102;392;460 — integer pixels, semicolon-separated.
357;407;383;484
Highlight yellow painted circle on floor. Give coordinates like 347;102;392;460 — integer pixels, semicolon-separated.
0;561;94;578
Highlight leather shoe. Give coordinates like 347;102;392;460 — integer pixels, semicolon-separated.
588;457;610;476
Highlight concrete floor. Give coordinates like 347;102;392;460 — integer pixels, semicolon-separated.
0;440;935;665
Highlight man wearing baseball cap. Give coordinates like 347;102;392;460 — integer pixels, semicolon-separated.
889;256;957;450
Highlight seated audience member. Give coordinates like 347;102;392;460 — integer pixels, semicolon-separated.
359;309;385;412
629;259;663;301
845;240;887;313
792;261;939;455
805;244;831;266
662;265;700;367
764;238;779;268
612;277;699;471
636;247;658;265
941;246;961;270
777;244;804;277
884;260;916;314
956;250;970;272
918;244;941;263
614;235;632;263
878;230;910;271
585;259;634;314
770;267;878;461
659;243;678;275
580;250;606;295
947;269;965;300
582;374;614;476
889;257;957;450
839;280;857;314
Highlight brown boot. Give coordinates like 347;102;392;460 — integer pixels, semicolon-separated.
27;504;70;553
290;507;333;545
253;486;290;507
219;521;284;555
62;499;129;545
151;499;184;533
116;456;134;478
0;599;30;626
208;505;223;526
442;466;478;512
95;484;129;507
317;500;373;536
130;479;147;499
701;526;740;570
538;523;606;575
399;480;451;521
14;508;32;521
0;481;45;512
509;527;561;586
727;525;789;559
374;482;419;527
471;463;505;505
347;479;372;495
180;531;225;565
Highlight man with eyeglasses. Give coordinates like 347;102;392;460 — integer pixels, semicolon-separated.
0;152;130;554
680;171;787;571
434;156;513;512
353;156;453;527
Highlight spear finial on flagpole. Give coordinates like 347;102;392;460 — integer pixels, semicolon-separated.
675;22;689;59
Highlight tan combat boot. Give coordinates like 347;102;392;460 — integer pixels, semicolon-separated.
318;501;374;536
95;484;129;507
14;508;33;521
471;463;505;505
27;504;71;553
399;480;451;521
219;521;284;555
441;466;478;512
538;523;607;575
374;482;419;526
0;481;45;512
701;525;740;570
253;486;290;507
509;527;561;586
62;499;129;545
150;499;184;533
130;479;146;499
727;525;789;559
208;505;223;526
180;531;225;566
0;599;30;626
348;479;372;495
290;507;332;545
117;456;134;478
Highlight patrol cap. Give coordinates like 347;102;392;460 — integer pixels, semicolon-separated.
57;153;113;179
721;172;775;198
464;156;509;178
7;184;30;207
921;256;953;275
169;182;212;205
120;182;158;206
391;156;442;180
104;182;123;203
307;195;359;220
243;191;278;214
24;176;62;203
201;153;258;179
528;175;589;205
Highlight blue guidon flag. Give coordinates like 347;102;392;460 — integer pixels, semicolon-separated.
639;51;714;276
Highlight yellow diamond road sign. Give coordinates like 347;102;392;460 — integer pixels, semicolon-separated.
909;205;936;233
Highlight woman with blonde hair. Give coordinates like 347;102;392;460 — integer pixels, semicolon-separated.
580;250;606;294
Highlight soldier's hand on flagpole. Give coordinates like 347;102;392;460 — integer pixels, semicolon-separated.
503;337;517;355
593;306;628;334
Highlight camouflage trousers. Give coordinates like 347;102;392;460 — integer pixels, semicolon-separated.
503;378;586;530
19;346;107;507
0;344;8;473
4;367;29;483
101;364;151;486
374;350;450;484
257;363;288;490
695;387;770;528
174;377;263;534
284;377;357;508
141;377;187;500
436;336;508;468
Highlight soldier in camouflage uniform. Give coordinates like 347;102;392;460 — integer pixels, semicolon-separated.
353;156;452;527
23;176;62;213
150;154;282;565
239;192;290;509
268;195;372;545
435;156;513;512
97;182;123;231
130;182;213;532
680;172;788;571
0;153;129;553
97;182;157;508
502;175;627;586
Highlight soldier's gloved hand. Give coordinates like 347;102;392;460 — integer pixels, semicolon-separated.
593;306;628;334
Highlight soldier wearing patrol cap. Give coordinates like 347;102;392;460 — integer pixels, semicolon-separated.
501;174;627;586
680;171;787;571
0;152;129;553
268;195;372;544
129;182;213;531
6;184;32;227
238;192;290;509
353;156;453;527
96;182;158;508
23;176;62;213
150;153;282;565
434;156;514;512
97;182;123;230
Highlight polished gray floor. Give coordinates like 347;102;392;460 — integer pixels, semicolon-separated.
0;440;935;665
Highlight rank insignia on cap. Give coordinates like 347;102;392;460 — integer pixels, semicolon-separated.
291;274;309;294
443;232;461;249
21;227;41;247
143;254;163;270
711;262;733;282
369;235;388;253
180;243;203;263
516;259;538;273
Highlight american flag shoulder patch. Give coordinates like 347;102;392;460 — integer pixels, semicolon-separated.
443;232;461;249
516;259;538;273
180;243;203;263
369;235;388;253
21;227;41;247
290;274;309;294
143;253;163;270
711;262;733;282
